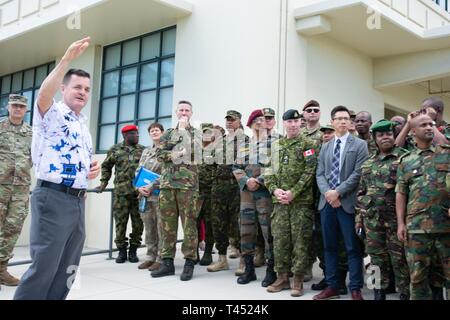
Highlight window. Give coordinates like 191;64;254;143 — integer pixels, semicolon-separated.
98;26;176;152
0;62;55;124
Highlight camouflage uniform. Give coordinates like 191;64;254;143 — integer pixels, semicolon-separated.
364;134;379;155
439;120;450;142
211;130;248;255
100;142;144;249
233;134;277;261
396;144;450;300
198;161;215;253
136;145;163;263
0;118;32;264
356;146;410;295
264;134;317;275
156;125;201;261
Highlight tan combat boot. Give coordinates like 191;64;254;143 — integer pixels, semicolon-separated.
291;274;304;297
228;246;240;259
0;262;20;286
235;257;245;276
267;273;290;293
207;255;229;272
254;247;265;267
304;266;313;282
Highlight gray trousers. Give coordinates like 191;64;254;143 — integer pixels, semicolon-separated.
13;186;86;300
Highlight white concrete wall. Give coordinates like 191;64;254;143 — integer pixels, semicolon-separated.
173;0;282;132
380;84;450;120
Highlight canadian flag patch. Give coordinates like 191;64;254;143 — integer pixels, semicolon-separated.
303;149;315;157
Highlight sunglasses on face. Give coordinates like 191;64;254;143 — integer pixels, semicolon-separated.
304;108;320;114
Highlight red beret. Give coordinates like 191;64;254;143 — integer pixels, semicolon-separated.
246;109;264;127
121;125;138;134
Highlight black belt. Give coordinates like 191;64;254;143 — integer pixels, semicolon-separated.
37;180;87;198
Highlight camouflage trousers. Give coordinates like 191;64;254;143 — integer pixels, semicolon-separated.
0;184;29;263
364;216;409;295
313;211;348;272
197;197;214;250
113;193;143;249
159;189;199;261
406;233;450;300
239;190;273;260
210;187;240;255
271;203;313;275
141;199;162;263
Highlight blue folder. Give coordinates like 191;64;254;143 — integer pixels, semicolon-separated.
133;167;161;195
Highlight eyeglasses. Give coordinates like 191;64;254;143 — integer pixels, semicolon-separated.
333;117;350;122
304;108;320;114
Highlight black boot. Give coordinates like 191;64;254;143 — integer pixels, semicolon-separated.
399;293;410;300
311;277;327;291
338;270;348;295
151;258;175;278
385;270;397;294
374;289;386;300
199;244;213;266
128;245;139;263
237;255;256;285
180;259;195;281
431;286;444;300
261;259;276;287
115;247;127;264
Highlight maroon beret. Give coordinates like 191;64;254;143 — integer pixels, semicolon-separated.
121;125;139;134
246;109;264;127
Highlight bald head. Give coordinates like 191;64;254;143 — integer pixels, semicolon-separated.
410;114;432;129
355;111;373;136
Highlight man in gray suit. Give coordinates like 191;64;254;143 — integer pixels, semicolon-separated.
313;105;369;300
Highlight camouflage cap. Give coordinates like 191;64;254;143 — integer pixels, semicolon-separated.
262;108;276;117
371;119;394;133
320;123;335;132
282;109;301;121
8;94;28;106
225;110;242;119
349;110;356;118
201;123;214;131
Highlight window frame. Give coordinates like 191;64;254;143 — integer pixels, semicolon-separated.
0;61;55;124
97;26;176;153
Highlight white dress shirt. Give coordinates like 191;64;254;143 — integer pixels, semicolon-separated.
332;132;350;184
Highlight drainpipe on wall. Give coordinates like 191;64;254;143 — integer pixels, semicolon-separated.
277;0;288;132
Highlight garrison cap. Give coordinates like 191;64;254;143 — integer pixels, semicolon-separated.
225;110;242;119
201;123;214;131
262;108;275;117
8;94;28;106
320;124;335;132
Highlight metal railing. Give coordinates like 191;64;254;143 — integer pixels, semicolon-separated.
8;188;116;267
433;0;449;12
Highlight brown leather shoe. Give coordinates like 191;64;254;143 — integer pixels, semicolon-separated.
0;269;20;286
351;290;364;300
148;262;161;271
313;287;340;300
138;260;154;270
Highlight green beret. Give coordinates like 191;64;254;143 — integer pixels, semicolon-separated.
371;119;394;133
282;109;301;120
